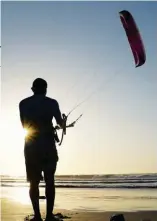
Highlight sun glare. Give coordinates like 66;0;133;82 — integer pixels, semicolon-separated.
22;126;36;141
23;128;28;138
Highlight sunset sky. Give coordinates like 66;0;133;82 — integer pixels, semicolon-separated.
1;1;157;176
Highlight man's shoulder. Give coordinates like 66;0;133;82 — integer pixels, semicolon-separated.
19;96;59;108
45;97;59;106
19;96;33;106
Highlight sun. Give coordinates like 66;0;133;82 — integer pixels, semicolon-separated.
22;125;37;141
23;128;28;138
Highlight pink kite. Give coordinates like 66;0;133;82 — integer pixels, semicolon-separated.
119;10;146;67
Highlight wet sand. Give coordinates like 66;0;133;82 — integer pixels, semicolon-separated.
1;198;157;221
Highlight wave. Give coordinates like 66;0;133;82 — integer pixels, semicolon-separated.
1;182;157;189
1;179;157;184
1;173;157;180
1;173;157;189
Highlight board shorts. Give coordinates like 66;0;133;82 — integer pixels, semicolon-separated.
24;137;58;182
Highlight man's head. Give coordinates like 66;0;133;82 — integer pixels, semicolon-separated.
31;78;47;95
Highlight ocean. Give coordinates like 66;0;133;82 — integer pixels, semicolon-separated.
1;173;157;211
1;173;157;188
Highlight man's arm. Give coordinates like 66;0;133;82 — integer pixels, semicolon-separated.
53;100;64;128
19;102;25;128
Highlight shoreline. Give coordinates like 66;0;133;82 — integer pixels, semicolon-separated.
1;187;157;212
1;185;157;189
1;199;157;221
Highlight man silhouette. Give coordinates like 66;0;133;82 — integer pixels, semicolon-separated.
19;78;63;221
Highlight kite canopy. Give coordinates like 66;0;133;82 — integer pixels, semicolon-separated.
119;10;146;67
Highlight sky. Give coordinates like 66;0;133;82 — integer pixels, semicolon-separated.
1;1;157;176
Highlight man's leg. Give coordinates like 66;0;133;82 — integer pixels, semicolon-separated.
25;143;43;220
29;180;41;219
44;161;57;220
45;174;55;218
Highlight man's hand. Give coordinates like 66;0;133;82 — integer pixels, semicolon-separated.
62;114;67;135
55;125;61;130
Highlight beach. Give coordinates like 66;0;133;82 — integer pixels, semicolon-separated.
1;174;157;220
1;186;157;221
1;198;157;221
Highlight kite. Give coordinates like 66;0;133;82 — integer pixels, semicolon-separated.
119;10;146;67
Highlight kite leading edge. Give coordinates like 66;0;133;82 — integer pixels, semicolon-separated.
119;10;146;67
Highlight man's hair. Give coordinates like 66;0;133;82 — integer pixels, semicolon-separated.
32;78;47;94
